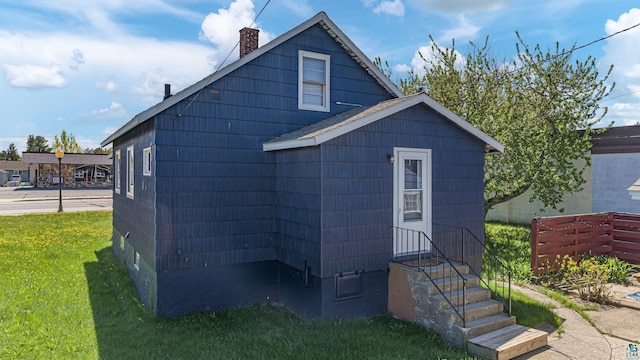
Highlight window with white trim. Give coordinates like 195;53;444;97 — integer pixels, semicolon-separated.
143;147;152;176
126;145;134;198
114;150;121;194
133;251;140;271
298;50;330;112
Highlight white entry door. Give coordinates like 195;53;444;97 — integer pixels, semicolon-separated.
393;148;432;256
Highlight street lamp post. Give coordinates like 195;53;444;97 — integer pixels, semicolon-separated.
55;147;64;212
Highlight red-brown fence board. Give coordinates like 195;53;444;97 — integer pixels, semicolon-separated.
530;212;640;274
612;230;640;242
610;251;640;264
610;239;640;253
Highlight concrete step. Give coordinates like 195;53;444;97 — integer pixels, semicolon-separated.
448;298;504;324
430;286;492;310
465;313;516;339
467;324;548;360
421;262;469;280
427;274;479;295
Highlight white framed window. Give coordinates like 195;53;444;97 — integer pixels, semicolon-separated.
298;50;330;112
114;149;121;194
133;251;140;271
126;145;134;199
143;147;152;176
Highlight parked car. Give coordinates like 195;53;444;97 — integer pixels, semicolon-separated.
8;175;22;187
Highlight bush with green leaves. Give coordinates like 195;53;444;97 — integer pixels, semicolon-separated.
581;253;639;285
541;255;612;303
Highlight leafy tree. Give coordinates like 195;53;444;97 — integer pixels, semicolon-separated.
0;143;21;161
53;130;82;153
26;135;52;152
83;147;112;155
381;34;612;215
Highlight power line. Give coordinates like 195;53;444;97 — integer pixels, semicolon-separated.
177;0;272;116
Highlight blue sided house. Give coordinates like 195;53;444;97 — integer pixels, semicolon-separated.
101;12;504;320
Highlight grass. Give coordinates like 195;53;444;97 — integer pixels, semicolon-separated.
510;289;563;334
484;222;563;332
539;287;598;327
0;211;475;360
484;222;533;284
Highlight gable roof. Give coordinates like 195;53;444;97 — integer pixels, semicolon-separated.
263;92;504;153
101;12;403;147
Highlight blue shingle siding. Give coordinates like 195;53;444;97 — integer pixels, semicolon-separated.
317;104;486;278
109;18;490;317
274;146;322;276
112;119;156;264
109;22;395;313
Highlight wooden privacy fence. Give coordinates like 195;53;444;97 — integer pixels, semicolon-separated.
531;212;640;274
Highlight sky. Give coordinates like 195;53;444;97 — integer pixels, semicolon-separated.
1;0;639;153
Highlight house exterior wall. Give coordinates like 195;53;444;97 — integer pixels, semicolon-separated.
110;24;395;316
316;104;486;317
486;158;592;224
592;153;640;213
269;103;487;318
111;119;157;307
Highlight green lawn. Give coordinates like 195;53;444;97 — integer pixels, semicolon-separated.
0;211;474;360
484;222;562;331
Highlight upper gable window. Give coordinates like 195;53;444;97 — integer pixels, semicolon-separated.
298;51;330;112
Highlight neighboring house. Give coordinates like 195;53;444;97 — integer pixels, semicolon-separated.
487;125;640;224
0;160;29;184
21;152;112;188
101;12;502;318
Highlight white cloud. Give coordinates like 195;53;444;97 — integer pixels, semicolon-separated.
90;101;126;117
373;0;405;16
406;42;465;77
69;48;85;70
131;70;172;105
601;8;640;126
0;30;216;100
96;79;118;92
394;63;411;73
75;134;103;151
200;0;275;61
440;14;480;41
102;126;120;136
16;1;203;35
406;0;506;14
2;63;67;88
281;0;314;18
610;102;640;125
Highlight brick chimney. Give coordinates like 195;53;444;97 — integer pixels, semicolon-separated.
239;27;259;58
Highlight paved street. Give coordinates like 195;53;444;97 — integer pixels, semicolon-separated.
0;187;112;215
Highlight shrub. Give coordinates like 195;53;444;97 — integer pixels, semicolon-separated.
541;255;612;303
581;253;640;285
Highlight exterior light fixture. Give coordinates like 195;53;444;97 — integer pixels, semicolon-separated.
55;147;64;212
387;153;395;164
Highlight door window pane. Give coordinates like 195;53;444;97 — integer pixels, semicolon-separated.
404;159;422;221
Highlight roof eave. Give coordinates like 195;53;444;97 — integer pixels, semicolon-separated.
264;93;504;153
101;11;402;147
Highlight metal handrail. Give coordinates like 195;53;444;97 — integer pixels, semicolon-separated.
432;223;512;317
392;226;468;327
